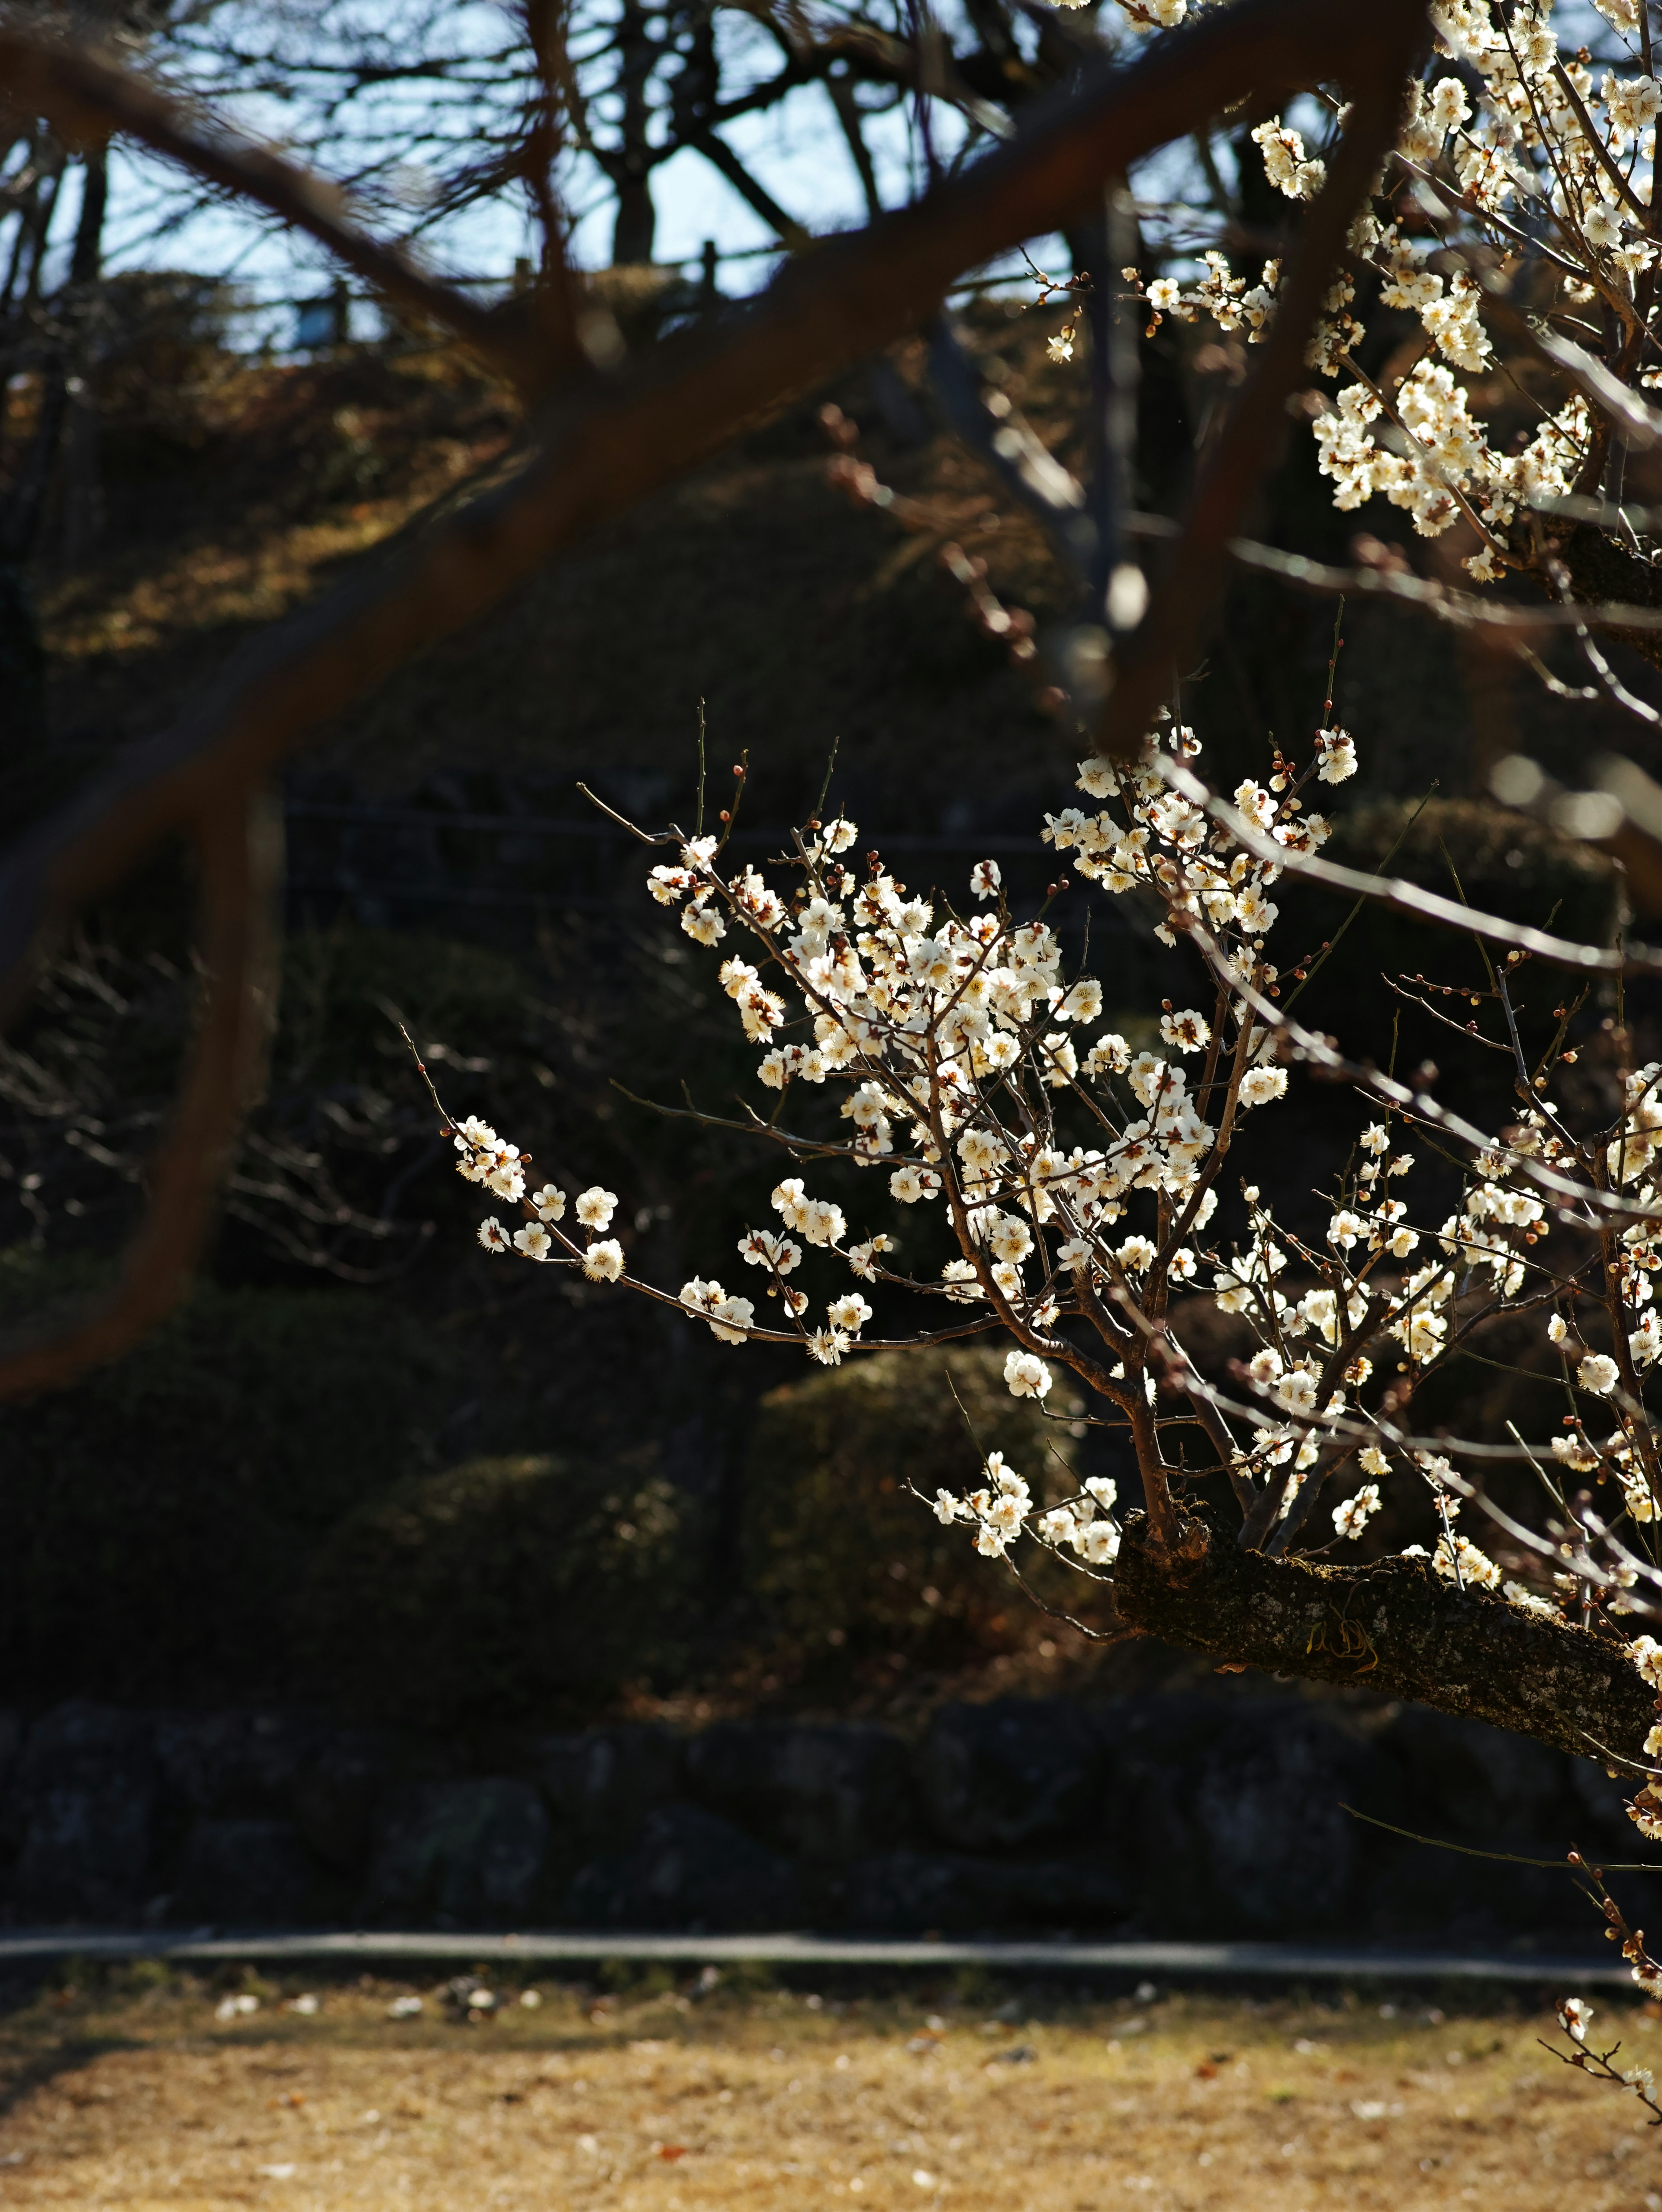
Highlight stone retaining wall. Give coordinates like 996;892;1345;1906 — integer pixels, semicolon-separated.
0;1694;1636;1947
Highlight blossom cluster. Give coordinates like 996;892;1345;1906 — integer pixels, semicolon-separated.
932;1450;1123;1568
441;685;1662;1852
1106;0;1657;585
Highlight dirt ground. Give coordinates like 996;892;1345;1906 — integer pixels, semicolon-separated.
0;1963;1659;2211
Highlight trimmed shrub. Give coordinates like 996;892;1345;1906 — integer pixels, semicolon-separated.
297;1451;698;1728
741;1345;1085;1662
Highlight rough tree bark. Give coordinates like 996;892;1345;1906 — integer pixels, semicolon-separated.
1560;523;1662;672
1114;1505;1657;1769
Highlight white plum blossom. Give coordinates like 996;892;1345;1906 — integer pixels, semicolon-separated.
1333;1484;1383;1540
1251;116;1327;200
1314;728;1357;783
680;1276;755;1344
741;1228;802;1275
1239;1066;1287;1109
1159;1008;1211;1053
890;1164;940;1205
576;1186;618;1231
583;1239;625;1283
1004;1349;1053;1399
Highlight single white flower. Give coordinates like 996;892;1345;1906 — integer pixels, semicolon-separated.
1057;978;1103;1024
1076;1521;1119;1564
1579;1352;1621;1396
583;1238;625;1282
1003;1349;1053;1399
988;1214;1034;1266
847;1236;893;1281
1159;1008;1211;1053
1559;1997;1593;2045
576;1186;618;1231
681;900;726;946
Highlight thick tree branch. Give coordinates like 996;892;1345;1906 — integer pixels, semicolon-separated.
1114;1505;1657;1768
0;782;283;1402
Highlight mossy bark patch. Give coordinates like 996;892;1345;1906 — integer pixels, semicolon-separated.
1114;1506;1656;1768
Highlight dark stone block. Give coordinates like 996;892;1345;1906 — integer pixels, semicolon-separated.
1089;1694;1228;1920
566;1803;800;1932
11;1701;158;1920
843;1848;1130;1934
367;1778;549;1924
294;1729;453;1871
521;1725;682;1852
922;1700;1106;1853
1091;1695;1379;1935
1192;1704;1372;1931
1362;1707;1614;1945
154;1711;317;1817
177;1818;318;1925
1377;1705;1571;1838
686;1723;915;1862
